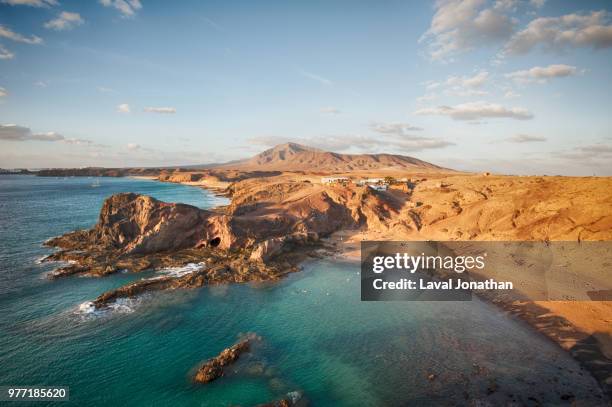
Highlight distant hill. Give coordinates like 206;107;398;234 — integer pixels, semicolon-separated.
213;142;450;172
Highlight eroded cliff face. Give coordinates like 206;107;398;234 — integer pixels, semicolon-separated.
93;193;212;253
47;193;236;254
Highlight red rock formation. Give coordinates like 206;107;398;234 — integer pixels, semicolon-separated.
49;193;235;254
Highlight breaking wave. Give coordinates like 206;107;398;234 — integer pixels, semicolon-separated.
154;262;206;278
75;297;143;319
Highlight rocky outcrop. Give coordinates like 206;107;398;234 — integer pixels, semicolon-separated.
194;335;259;383
90;193;231;254
43;193;306;307
92;257;289;308
158;172;204;183
45;193;235;257
250;232;319;262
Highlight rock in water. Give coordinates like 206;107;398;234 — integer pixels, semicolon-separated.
194;335;258;383
256;391;304;407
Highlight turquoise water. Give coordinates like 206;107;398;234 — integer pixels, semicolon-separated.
0;175;605;406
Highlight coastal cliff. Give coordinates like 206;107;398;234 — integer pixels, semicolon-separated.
44;172;612;293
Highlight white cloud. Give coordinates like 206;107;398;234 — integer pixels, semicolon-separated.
493;0;517;12
506;134;546;143
420;0;515;61
505;64;578;84
505;11;612;55
370;122;423;135
448;70;489;88
116;103;130;113
0;124;93;145
96;86;115;93
34;80;47;87
202;17;223;32
0;87;7;97
127;143;141;150
553;143;612;163
63;137;94;145
44;12;84;31
503;89;520;98
422;71;490;98
451;89;489;97
320;106;340;115
0;44;15;59
415;101;533;120
0;25;43;44
416;93;437;104
424;80;442;91
1;0;57;6
529;0;545;8
144;107;176;114
100;0;142;17
28;132;65;141
298;69;333;85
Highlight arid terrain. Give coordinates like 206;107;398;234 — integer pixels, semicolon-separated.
40;142;612;396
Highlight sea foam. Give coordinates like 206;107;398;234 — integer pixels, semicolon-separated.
155;262;206;278
75;297;141;318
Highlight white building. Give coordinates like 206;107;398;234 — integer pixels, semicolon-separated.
321;177;350;185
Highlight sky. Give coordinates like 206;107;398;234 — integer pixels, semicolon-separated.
0;0;611;175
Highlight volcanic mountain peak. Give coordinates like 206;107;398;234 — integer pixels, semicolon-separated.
264;142;321;154
217;142;451;172
255;142;322;163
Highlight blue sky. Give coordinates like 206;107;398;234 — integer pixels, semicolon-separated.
0;0;611;175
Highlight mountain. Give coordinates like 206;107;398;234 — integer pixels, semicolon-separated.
214;142;450;172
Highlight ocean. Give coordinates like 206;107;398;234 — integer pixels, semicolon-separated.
0;175;605;406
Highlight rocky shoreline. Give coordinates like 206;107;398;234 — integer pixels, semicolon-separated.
42;192;330;309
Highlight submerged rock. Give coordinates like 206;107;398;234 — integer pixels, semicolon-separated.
256;391;305;407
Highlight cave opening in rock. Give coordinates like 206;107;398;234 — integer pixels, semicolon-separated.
209;237;221;247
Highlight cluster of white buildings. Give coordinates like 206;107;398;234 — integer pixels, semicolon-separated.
320;177;351;185
356;178;384;186
322;176;411;191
